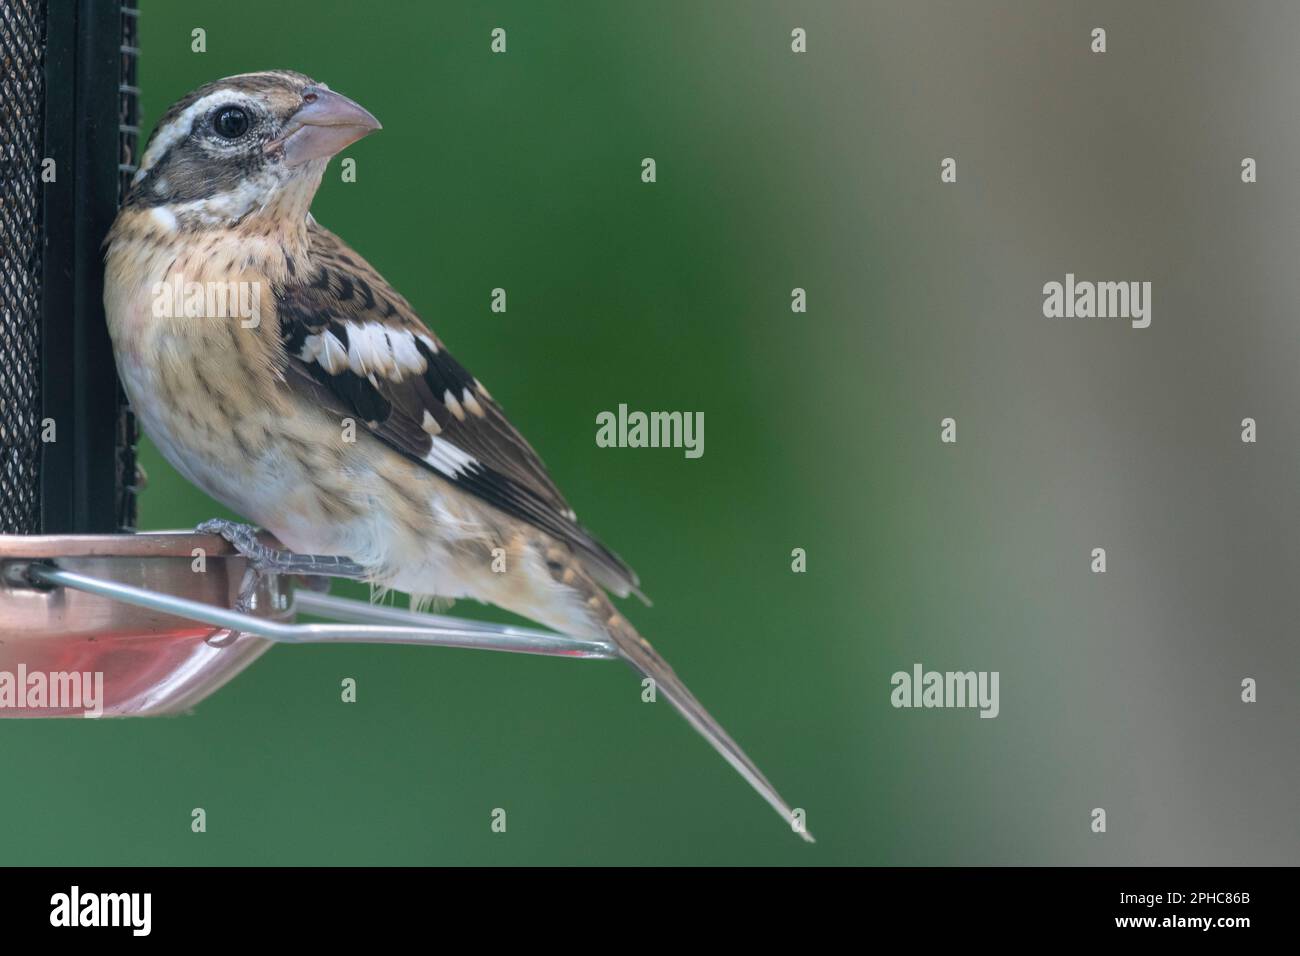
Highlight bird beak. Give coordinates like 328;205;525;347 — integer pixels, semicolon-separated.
269;87;382;167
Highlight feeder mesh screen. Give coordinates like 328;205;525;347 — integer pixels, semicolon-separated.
0;0;45;535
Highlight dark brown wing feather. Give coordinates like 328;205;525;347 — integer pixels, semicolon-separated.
276;220;640;597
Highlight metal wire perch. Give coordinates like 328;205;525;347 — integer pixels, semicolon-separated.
26;563;616;659
0;530;614;718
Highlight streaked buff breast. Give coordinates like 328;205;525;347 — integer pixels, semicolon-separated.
104;221;358;531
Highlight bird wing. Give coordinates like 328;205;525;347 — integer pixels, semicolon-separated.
274;220;641;598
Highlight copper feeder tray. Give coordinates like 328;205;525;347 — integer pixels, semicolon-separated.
0;532;614;718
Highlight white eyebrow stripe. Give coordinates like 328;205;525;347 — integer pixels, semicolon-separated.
133;90;263;185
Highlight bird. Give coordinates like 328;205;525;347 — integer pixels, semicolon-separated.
104;70;811;842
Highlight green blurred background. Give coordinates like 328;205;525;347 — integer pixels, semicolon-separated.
4;0;1297;864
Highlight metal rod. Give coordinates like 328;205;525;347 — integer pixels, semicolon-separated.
26;565;618;660
294;589;563;637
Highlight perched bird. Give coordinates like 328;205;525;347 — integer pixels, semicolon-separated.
105;70;810;841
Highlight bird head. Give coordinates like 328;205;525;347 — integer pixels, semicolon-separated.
125;70;380;229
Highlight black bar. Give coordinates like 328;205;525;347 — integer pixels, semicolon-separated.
39;0;134;534
0;867;1283;940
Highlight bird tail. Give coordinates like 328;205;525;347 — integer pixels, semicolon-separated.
585;585;814;843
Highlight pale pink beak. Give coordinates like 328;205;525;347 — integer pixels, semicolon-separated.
268;86;381;167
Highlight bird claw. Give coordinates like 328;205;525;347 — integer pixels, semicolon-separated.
233;566;261;614
196;519;275;571
196;518;370;600
194;520;266;612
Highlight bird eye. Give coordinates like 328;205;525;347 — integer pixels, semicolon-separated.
212;106;250;139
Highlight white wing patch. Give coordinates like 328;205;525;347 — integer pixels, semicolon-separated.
424;436;478;477
301;329;349;373
388;327;427;378
345;322;392;378
298;321;433;382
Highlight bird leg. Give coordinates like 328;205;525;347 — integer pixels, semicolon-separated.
196;519;368;612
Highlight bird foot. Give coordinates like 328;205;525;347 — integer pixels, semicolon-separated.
196;519;368;612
